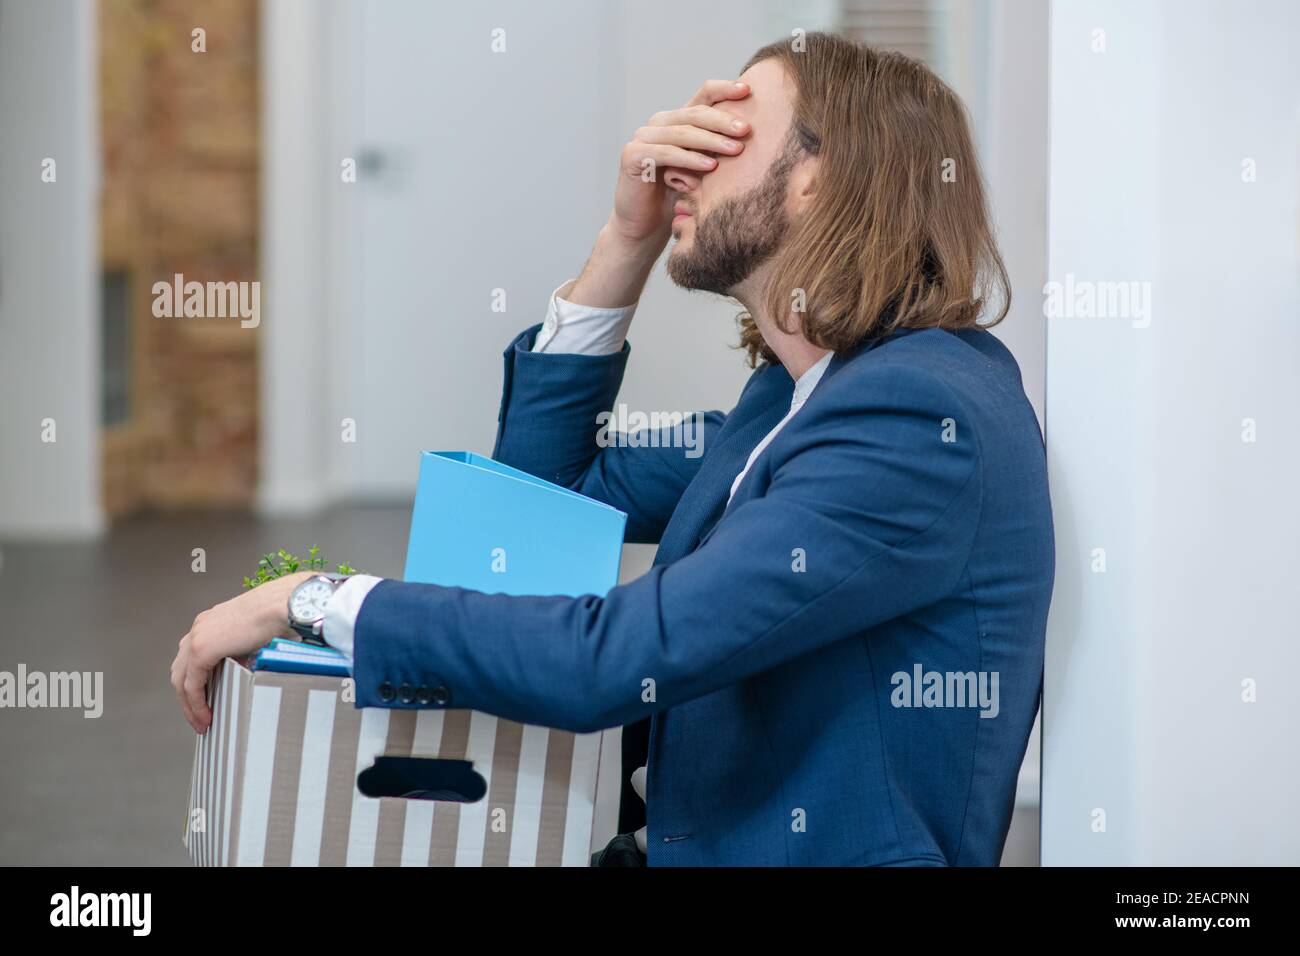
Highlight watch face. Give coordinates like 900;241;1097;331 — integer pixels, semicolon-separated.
289;577;334;625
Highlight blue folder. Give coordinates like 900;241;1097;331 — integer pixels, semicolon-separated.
402;451;626;597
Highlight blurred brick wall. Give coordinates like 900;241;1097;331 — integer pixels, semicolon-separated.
100;0;259;516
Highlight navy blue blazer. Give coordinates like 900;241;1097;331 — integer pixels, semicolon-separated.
352;323;1054;865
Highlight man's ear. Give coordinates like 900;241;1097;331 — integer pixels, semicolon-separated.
790;155;820;214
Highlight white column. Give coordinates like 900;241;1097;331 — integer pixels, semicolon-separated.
0;0;103;538
1043;0;1300;864
257;0;333;515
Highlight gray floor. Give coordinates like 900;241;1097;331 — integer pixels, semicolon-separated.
0;504;413;865
0;505;1038;865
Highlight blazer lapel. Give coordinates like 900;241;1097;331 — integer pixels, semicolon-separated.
683;333;914;554
654;363;793;566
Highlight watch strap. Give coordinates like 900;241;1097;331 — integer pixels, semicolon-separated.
290;619;325;645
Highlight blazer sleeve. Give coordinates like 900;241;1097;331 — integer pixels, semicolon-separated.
354;362;984;732
492;324;725;544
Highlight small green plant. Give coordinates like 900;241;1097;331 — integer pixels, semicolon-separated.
242;545;362;589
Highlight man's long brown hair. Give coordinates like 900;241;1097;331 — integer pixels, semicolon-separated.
737;33;1009;366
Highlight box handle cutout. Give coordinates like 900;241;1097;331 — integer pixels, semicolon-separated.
357;756;487;802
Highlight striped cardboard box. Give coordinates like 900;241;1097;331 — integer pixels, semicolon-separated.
184;658;603;866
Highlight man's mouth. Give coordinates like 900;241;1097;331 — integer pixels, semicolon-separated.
672;202;694;223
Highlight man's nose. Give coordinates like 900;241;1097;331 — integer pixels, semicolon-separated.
663;169;701;194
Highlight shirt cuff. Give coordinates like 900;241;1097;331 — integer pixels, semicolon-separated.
531;279;636;355
321;573;384;664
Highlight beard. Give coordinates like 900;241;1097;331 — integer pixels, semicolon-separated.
665;146;798;295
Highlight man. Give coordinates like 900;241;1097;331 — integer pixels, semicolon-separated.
172;33;1054;866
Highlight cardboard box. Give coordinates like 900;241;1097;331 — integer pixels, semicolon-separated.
184;450;626;866
185;658;603;866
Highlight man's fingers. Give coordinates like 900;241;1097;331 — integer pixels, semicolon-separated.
183;667;211;734
623;143;717;175
171;632;191;723
635;124;744;157
176;677;196;734
647;104;750;138
171;636;187;695
686;78;749;108
178;669;198;733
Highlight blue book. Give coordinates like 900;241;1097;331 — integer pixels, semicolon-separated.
402;451;626;597
253;637;351;677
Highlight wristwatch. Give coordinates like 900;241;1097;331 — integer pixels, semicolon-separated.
288;573;348;645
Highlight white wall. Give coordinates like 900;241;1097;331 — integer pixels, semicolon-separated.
981;0;1048;425
1043;0;1300;864
0;0;102;539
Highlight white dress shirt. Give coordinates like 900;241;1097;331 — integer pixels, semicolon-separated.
728;350;831;503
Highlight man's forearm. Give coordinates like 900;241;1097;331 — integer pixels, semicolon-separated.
566;219;666;310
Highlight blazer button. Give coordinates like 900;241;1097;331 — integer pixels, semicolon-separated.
415;685;433;705
398;683;415;704
377;681;396;703
431;686;451;707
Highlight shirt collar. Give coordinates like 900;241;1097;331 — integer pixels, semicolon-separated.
791;352;834;410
